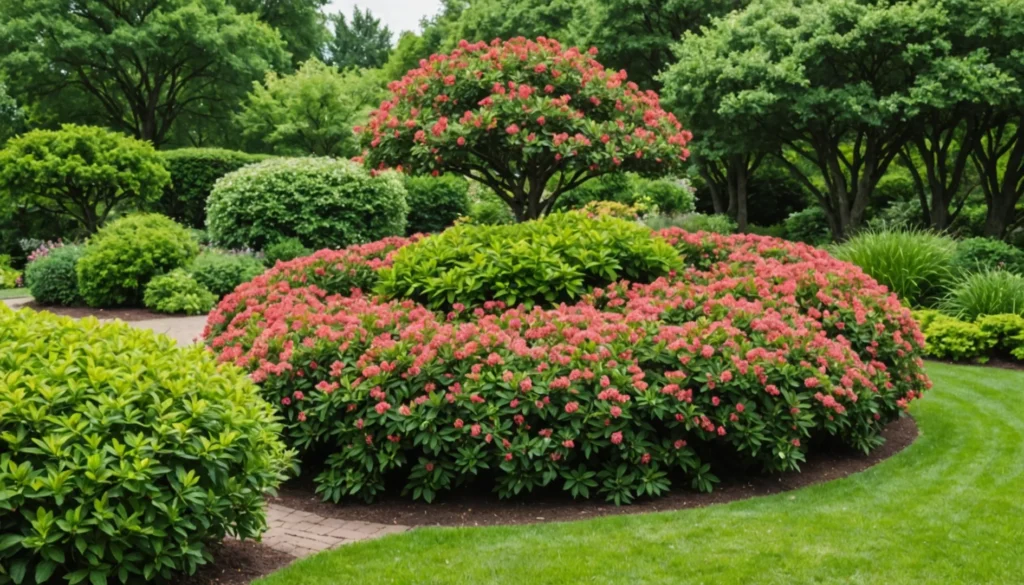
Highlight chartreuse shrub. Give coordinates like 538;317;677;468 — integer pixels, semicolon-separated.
24;245;84;305
833;229;956;307
940;270;1024;320
76;214;198;307
0;255;19;288
0;305;292;584
188;250;265;297
206;224;928;505
143;269;217;315
976;314;1024;360
404;175;470;234
912;310;994;362
155;148;268;228
206;157;408;251
376;212;682;310
950;237;1024;276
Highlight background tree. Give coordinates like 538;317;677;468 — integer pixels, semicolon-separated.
360;37;692;221
229;0;329;66
327;6;393;70
0;125;171;233
0;0;288;147
238;59;383;157
444;0;577;49
0;82;25;146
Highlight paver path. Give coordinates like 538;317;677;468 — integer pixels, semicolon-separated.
130;315;207;345
263;503;410;557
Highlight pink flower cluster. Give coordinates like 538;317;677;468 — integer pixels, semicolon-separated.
205;230;929;503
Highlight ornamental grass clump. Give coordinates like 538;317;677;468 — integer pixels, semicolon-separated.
940;270;1024;320
205;213;929;506
833;229;956;307
0;306;292;584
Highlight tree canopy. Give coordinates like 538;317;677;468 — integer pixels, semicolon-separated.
229;0;329;66
327;6;393;70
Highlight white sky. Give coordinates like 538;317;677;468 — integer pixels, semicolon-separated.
322;1;443;38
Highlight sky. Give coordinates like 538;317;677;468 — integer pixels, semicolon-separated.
322;1;443;38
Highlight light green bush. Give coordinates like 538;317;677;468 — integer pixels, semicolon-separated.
916;311;995;362
143;269;217;315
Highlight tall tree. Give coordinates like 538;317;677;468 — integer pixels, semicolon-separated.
0;0;288;147
0;82;24;146
229;0;329;66
443;0;578;49
327;6;393;70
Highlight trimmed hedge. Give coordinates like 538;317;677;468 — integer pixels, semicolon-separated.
206;157;408;251
155;148;268;228
0;305;292;584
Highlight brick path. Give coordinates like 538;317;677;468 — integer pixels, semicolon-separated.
262;503;410;557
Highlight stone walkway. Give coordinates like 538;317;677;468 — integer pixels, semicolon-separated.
263;503;410;557
131;315;207;345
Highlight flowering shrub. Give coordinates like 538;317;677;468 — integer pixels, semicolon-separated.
358;37;692;220
206;224;929;505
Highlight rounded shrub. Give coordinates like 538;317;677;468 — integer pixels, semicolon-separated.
376;212;682;310
634;177;696;216
77;214;199;307
463;190;515;226
24;244;84;305
206;157;408;250
205;219;929;505
189;250;266;297
950;237;1024;276
404;175;470;234
782;207;831;245
940;270;1024;320
833;229;956;307
155;148;269;228
0;305;292;583
143;269;217;315
263;237;312;267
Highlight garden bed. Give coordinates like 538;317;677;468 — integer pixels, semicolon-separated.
270;416;917;528
182;540;293;585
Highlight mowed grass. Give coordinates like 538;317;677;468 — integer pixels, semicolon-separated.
0;288;30;300
256;363;1024;585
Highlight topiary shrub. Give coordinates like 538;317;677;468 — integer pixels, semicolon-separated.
206;157;408;250
24;244;84;305
77;214;199;307
376;212;682;310
263;237;313;267
189;250;266;297
940;270;1024;320
0;305;292;584
205;221;929;505
833;229;956;307
144;269;217;315
404;175;470;234
950;237;1024;276
155;148;268;228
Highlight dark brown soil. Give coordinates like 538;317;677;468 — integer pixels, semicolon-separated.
271;416;918;528
22;301;178;322
182;540;293;585
926;356;1024;372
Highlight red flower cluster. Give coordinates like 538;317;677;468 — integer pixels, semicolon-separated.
204;229;929;504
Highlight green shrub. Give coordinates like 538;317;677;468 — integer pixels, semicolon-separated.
77;214;199;307
976;314;1024;359
940;270;1024;320
634;177;696;215
264;237;313;267
554;173;633;211
0;305;292;584
143;269;217;315
916;311;994;362
155;148;268;228
833;229;956;307
0;255;19;288
865;198;926;232
206;157;408;250
643;212;736;234
463;190;515;225
782;207;831;245
950;237;1024;276
24;245;83;305
189;250;265;297
377;212;681;311
404;175;470;234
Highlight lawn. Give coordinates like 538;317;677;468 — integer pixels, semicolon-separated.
256;362;1024;585
0;288;30;300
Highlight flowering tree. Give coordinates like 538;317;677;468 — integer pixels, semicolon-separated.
358;37;692;221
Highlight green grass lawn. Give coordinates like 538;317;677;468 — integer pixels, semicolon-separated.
0;288;30;300
256;363;1024;585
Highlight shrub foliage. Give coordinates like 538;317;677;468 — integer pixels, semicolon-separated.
189;250;265;297
404;175;471;234
143;269;217;315
24;245;83;305
155;148;268;228
833;229;956;307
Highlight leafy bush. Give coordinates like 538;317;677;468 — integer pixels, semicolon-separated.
376;212;682;310
77;214;199;307
913;310;995;362
404;175;470;234
0;124;169;234
0;305;292;584
462;190;515;226
189;250;266;297
833;229;956;307
783;207;832;245
554;173;634;211
144;269;217;315
976;314;1024;359
24;245;84;305
155;148;268;228
643;212;735;234
940;270;1024;320
581;200;642;220
263;237;313;267
0;255;19;288
555;174;695;216
950;237;1024;276
635;177;696;216
206;229;928;505
206;157;408;250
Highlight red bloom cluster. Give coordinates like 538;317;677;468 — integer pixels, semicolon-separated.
205;230;929;504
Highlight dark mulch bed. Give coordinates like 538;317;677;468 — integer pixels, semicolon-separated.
926;356;1024;372
21;301;177;322
271;415;918;528
182;540;294;585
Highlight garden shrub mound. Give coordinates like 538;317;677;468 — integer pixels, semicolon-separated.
376;212;682;310
156;148;269;228
205;215;929;505
24;244;84;305
0;305;292;584
205;157;409;251
189;249;266;297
